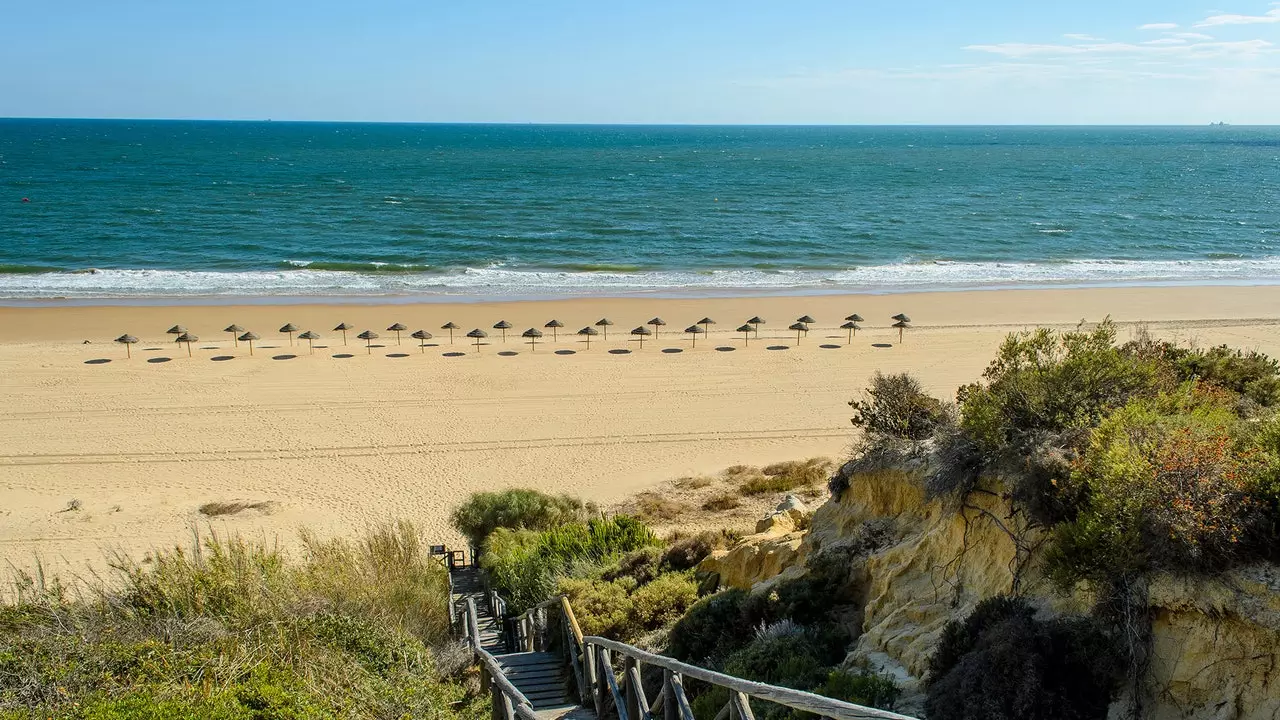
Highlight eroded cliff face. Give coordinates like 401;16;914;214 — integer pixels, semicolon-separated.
700;464;1280;720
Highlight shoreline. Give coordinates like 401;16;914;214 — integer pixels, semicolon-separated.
4;277;1280;309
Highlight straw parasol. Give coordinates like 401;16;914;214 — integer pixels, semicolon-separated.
893;319;911;343
224;324;245;346
841;321;860;344
748;316;765;337
630;325;652;349
544;319;564;341
648;317;666;338
357;329;379;354
175;332;198;357
789;322;809;345
522;328;543;352
577;326;599;349
334;322;352;346
685;325;704;348
441;321;460;344
386;322;407;345
166;325;186;338
493;320;512;343
737;324;754;346
595;318;613;340
298;330;320;354
796;316;815;336
466;328;488;353
115;334;138;358
411;329;432;353
698;317;716;336
279;323;299;346
892;313;911;323
239;331;260;355
846;314;864;323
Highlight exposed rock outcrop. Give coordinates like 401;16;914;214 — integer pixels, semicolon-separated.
714;460;1280;719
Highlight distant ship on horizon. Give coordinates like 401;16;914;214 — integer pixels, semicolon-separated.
1211;121;1231;126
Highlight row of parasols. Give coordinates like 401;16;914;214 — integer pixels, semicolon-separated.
110;313;913;358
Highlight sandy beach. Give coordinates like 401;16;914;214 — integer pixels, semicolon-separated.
3;284;1280;579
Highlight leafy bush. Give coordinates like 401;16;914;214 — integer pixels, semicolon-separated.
0;525;483;719
667;589;753;663
958;322;1162;458
480;516;659;613
1158;343;1280;409
630;572;699;630
1045;393;1270;586
557;572;697;642
926;597;1123;720
450;489;588;548
816;667;902;712
850;372;950;441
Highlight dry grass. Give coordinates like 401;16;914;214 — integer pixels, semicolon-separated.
741;458;835;496
701;493;742;512
635;492;690;522
198;500;278;517
674;476;714;490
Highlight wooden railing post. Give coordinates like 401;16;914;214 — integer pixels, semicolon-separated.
663;670;678;720
587;643;604;718
729;691;756;720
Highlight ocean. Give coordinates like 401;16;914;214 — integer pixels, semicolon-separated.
1;120;1278;302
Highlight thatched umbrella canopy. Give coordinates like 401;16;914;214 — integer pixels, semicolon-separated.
577;326;599;349
279;323;299;346
595;318;613;340
166;325;186;337
466;328;488;354
841;321;860;344
333;322;352;346
846;314;864;323
698;317;716;335
357;329;379;354
115;334;139;358
411;329;432;353
239;331;260;355
685;325;705;348
522;328;543;352
175;332;198;357
298;330;320;354
748;316;765;337
796;316;815;336
493;320;512;343
224;324;245;346
544;319;564;341
789;322;809;345
441;321;460;344
630;325;652;349
737;324;754;346
893;319;911;343
647;317;666;338
386;322;407;345
892;313;911;323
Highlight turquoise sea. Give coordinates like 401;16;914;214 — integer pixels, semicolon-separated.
1;120;1278;301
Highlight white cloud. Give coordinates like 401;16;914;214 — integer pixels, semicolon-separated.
1169;32;1215;40
1196;7;1280;27
1144;38;1187;45
1139;23;1179;30
964;38;1274;59
1064;33;1105;41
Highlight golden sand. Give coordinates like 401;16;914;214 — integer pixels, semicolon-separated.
3;285;1280;577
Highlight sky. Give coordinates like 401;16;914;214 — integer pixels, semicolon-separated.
1;0;1279;124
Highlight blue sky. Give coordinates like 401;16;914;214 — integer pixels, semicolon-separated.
2;0;1278;123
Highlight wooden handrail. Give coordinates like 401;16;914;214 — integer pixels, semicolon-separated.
585;635;918;720
560;595;585;646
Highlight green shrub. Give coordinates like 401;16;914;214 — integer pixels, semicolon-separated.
450;489;588;548
667;589;753;663
0;525;484;720
1045;394;1269;586
850;372;950;441
630;572;698;630
1165;344;1280;408
816;667;902;712
925;598;1123;720
958;321;1162;457
557;576;635;639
